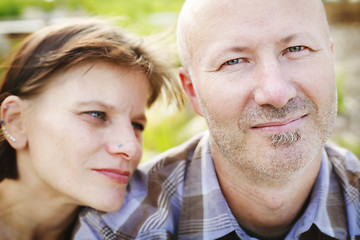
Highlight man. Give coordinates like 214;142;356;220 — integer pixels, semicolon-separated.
75;0;360;239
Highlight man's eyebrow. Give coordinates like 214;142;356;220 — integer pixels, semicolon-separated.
280;33;316;44
209;45;249;61
223;46;250;54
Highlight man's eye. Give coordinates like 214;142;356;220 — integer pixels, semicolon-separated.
225;58;241;65
288;46;305;52
132;122;144;131
87;111;107;121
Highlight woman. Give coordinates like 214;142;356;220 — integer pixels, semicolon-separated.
0;19;183;239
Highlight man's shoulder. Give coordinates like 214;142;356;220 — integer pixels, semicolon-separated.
324;143;360;237
325;142;360;174
126;132;207;200
118;132;209;238
138;131;207;175
123;131;208;204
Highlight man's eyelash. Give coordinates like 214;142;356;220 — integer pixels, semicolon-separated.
287;46;306;53
225;58;241;65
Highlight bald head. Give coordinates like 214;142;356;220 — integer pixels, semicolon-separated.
177;0;213;71
177;0;330;74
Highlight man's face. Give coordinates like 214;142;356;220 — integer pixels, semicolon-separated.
182;0;337;181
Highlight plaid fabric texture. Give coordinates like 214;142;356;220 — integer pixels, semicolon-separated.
74;131;360;240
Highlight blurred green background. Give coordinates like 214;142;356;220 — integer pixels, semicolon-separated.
0;0;359;160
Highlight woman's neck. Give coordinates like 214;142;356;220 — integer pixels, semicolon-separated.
0;178;79;240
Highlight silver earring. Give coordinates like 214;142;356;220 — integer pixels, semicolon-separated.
2;125;16;142
117;144;123;148
2;107;15;142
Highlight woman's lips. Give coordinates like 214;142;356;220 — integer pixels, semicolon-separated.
252;115;307;133
93;168;130;184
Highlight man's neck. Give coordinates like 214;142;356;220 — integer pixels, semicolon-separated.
212;147;322;237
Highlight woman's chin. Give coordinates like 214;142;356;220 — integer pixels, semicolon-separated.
89;195;125;213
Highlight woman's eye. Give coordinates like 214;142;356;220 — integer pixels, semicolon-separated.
132;122;144;131
86;111;107;121
288;46;305;53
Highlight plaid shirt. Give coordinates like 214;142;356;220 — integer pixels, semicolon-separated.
74;131;360;240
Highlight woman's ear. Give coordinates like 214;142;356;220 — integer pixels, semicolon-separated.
179;67;203;116
1;96;27;149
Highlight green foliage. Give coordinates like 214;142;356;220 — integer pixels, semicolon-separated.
65;0;183;34
142;104;206;161
336;68;346;116
0;0;184;34
332;136;360;158
0;0;57;18
0;1;21;17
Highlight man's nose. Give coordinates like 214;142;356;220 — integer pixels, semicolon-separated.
253;59;296;108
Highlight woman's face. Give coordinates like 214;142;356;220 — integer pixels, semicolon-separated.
20;61;149;212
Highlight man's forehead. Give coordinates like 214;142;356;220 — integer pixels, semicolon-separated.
180;0;326;23
177;0;329;71
178;0;328;43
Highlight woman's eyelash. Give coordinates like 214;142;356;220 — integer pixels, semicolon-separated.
86;111;107;121
83;112;145;131
132;122;144;131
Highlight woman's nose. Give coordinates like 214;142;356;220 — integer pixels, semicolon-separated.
106;127;142;161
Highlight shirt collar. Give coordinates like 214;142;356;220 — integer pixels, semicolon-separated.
194;132;244;239
286;147;338;239
200;135;345;239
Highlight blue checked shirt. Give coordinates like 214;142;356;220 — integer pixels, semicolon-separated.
74;131;360;240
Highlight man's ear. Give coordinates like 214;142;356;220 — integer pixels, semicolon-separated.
330;39;335;55
1;96;27;149
179;67;203;116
